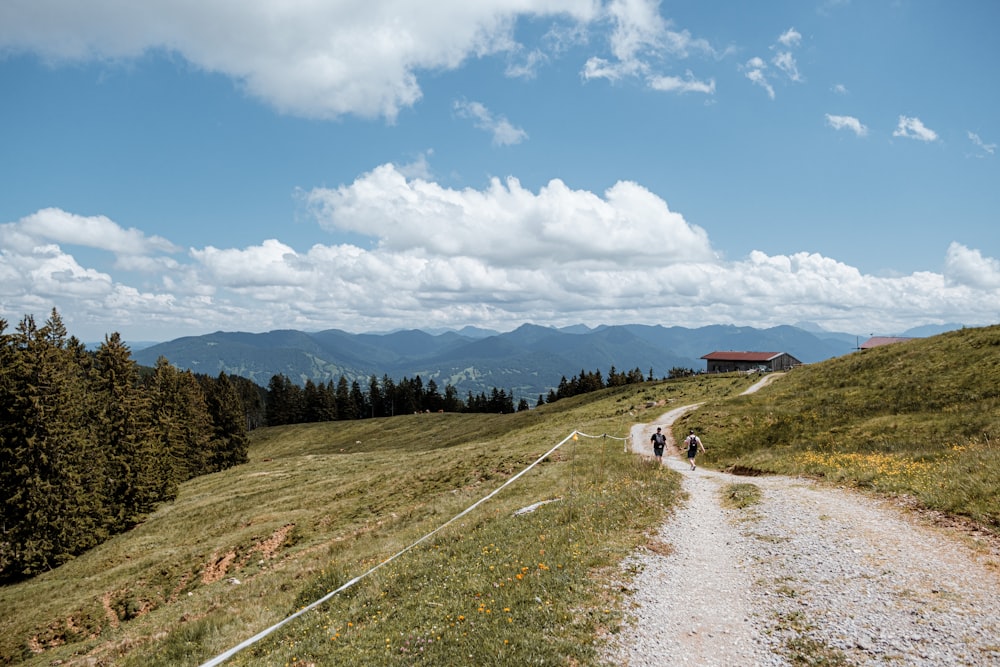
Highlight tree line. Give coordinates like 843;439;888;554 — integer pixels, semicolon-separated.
262;365;659;428
263;373;520;426
0;310;252;582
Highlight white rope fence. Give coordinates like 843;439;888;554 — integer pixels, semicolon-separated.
200;427;628;667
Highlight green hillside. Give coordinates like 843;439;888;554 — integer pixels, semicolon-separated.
675;324;1000;526
3;325;998;666
0;375;757;666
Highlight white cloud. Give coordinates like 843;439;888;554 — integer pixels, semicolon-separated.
772;51;802;82
580;0;721;93
505;49;549;79
3;171;998;341
2;243;113;298
743;57;775;99
303;163;713;265
648;70;715;94
454;100;529;146
191;239;314;289
968;131;996;156
744;27;804;97
831;83;848;95
9;208;180;257
1;0;725;113
893;115;939;142
943;242;1000;289
825;113;868;137
0;0;600;121
778;28;801;47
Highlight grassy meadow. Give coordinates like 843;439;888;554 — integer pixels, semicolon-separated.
3;324;998;666
676;324;1000;527
0;373;758;666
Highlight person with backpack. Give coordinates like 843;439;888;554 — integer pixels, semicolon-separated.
685;430;705;470
650;427;667;463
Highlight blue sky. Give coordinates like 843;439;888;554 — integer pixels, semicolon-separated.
1;0;998;343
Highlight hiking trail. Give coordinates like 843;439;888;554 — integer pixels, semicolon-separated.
603;375;1000;666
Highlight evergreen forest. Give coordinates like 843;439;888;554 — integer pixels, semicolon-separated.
0;310;252;582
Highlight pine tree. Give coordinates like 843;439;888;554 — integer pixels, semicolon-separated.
350;379;367;419
173;370;214;480
143;358;186;507
423;379;442;412
335;376;356;420
199;373;249;471
443;384;463;412
229;375;266;430
1;311;98;579
266;374;302;425
367;375;383;418
303;379;322;422
381;375;397;416
91;332;150;533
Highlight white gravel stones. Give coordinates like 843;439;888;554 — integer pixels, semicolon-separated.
602;414;1000;667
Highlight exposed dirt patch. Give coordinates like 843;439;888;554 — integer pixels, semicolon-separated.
101;590;122;629
252;523;296;562
201;550;238;584
645;537;674;558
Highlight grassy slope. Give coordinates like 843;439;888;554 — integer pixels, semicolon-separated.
675;324;1000;526
5;324;998;666
0;375;758;666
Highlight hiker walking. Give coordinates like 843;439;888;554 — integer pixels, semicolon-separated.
650;427;667;463
684;430;705;470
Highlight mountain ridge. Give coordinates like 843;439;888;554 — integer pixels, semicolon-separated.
131;322;956;401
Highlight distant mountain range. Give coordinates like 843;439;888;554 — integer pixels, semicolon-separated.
130;322;960;401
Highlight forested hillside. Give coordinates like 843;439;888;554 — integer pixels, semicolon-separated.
133;322;859;401
0;310;253;582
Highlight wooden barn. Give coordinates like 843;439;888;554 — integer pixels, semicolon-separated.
700;351;802;373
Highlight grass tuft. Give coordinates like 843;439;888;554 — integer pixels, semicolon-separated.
720;482;762;509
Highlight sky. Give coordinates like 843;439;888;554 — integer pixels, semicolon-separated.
1;0;998;343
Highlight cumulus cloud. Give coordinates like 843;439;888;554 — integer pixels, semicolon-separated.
0;0;600;121
303;163;713;265
454;100;529;146
3;170;997;340
893;115;939;142
8;208;179;257
825;113;868;137
1;0;727;116
944;242;1000;289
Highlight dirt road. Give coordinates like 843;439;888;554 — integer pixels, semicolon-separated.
605;378;1000;666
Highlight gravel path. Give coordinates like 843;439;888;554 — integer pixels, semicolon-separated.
602;397;1000;666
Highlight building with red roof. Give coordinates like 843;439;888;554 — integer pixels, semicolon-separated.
700;351;802;373
859;336;914;350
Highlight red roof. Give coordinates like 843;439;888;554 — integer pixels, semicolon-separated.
700;351;784;361
859;337;913;349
